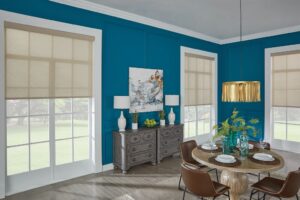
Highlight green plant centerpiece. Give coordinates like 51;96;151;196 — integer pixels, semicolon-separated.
213;109;259;154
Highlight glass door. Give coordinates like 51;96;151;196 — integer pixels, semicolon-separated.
6;98;94;194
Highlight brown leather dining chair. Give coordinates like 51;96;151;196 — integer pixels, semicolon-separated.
181;163;230;200
178;140;219;190
250;168;300;200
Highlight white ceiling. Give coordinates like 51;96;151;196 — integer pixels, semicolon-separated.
85;0;300;40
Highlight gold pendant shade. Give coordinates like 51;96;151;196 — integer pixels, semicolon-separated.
222;81;261;102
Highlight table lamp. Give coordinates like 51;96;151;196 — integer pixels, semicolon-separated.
165;95;179;125
114;96;130;132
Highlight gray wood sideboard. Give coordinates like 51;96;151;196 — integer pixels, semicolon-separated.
113;124;183;173
157;124;184;163
113;128;157;174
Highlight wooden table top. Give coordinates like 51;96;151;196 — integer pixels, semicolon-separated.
192;147;285;173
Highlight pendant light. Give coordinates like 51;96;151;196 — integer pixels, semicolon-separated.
221;0;261;102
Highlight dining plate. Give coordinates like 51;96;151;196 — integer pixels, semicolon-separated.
201;143;218;150
215;154;236;163
253;153;275;161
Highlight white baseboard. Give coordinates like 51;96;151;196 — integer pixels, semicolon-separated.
102;163;114;172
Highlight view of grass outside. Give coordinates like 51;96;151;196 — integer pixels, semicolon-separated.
184;105;212;138
273;107;300;142
6;98;90;176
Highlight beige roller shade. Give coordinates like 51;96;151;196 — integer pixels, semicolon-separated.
5;22;94;99
184;53;215;106
272;52;300;107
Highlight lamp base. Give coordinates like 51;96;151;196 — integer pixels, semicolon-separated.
168;107;175;125
118;110;126;132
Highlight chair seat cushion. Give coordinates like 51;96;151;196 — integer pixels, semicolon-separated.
252;177;284;195
213;181;230;194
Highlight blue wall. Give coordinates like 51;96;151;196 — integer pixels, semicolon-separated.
219;32;300;140
0;0;220;164
2;0;300;163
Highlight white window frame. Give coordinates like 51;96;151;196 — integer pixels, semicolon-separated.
265;44;300;153
180;46;218;144
0;10;102;197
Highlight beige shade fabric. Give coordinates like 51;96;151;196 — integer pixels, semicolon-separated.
272;53;300;107
184;53;215;106
5;22;93;99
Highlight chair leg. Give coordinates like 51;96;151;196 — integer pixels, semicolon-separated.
250;189;255;200
296;194;299;200
178;174;182;190
263;193;266;200
215;169;219;182
228;191;230;200
182;187;186;200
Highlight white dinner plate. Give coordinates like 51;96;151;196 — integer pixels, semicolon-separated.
201;143;217;150
253;153;275;161
215;154;236;163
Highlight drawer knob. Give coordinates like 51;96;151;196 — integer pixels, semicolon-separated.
134;137;137;141
148;144;152;148
132;147;136;151
132;158;136;162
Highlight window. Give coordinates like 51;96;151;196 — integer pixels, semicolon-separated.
5;22;94;176
183;52;216;138
272;52;300;142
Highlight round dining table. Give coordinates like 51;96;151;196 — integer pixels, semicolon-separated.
192;147;284;200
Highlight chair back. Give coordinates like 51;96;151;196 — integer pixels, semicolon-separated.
181;163;217;197
279;168;300;197
180;140;197;164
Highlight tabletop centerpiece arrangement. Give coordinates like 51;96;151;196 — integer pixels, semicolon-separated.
212;109;259;157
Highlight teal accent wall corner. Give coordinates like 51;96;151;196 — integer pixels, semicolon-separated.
219;31;300;140
0;0;220;164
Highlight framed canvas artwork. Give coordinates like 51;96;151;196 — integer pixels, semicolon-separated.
129;67;163;113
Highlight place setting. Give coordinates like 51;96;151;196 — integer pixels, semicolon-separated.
248;152;281;165
197;142;222;153
208;154;241;167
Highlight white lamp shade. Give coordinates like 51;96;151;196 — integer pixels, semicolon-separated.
165;95;179;106
114;96;130;109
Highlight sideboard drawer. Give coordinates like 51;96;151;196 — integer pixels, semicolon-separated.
129;134;142;144
129;143;154;154
160;136;182;147
129;151;155;165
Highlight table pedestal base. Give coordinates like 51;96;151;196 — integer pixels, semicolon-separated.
220;170;249;200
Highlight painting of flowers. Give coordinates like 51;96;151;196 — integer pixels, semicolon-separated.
129;67;163;113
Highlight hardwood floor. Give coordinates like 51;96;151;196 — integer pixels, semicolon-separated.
4;150;300;200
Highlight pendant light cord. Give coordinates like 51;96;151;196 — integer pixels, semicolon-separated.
240;0;242;42
239;0;243;80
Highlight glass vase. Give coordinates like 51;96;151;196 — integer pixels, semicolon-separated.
240;133;249;159
222;136;231;155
